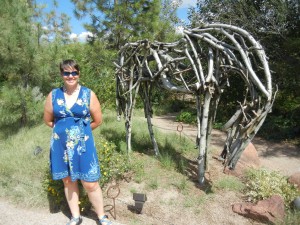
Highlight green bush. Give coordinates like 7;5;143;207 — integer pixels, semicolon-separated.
43;136;131;213
0;85;44;133
96;137;131;186
176;111;197;124
244;169;300;208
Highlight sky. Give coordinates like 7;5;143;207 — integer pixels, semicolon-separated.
37;0;197;41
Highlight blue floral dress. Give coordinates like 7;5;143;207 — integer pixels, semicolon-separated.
50;86;101;182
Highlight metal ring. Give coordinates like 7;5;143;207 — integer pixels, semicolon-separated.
177;123;183;132
107;184;120;199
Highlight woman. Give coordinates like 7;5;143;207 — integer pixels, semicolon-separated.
44;59;111;225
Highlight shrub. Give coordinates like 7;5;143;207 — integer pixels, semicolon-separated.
96;137;131;186
244;169;300;208
176;111;197;124
0;85;44;133
43;136;131;213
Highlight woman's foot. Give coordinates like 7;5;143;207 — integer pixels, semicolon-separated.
99;215;112;225
66;216;82;225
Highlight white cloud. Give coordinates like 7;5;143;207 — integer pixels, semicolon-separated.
78;31;94;41
70;33;78;40
179;0;197;8
69;31;94;42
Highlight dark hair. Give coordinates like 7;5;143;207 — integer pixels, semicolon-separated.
59;59;80;72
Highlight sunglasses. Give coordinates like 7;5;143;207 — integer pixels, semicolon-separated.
63;71;79;76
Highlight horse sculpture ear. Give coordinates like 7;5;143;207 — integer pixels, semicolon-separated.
115;23;275;185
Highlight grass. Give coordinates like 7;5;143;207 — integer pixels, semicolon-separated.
172;177;189;193
0;123;51;207
159;152;176;170
0;109;199;208
277;210;300;225
146;177;159;190
5;108;290;224
213;176;245;192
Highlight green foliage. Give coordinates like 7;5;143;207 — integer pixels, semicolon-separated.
159;152;176;170
0;0;37;88
0;85;44;133
0;0;74;134
278;210;300;225
96;137;131;186
71;0;181;48
71;41;117;107
190;0;289;36
258;114;299;141
244;169;300;208
39;4;72;43
43;136;131;213
176;111;197;124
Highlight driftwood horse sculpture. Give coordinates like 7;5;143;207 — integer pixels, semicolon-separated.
114;23;275;184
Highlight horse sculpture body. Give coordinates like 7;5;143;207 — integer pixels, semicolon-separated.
114;23;276;184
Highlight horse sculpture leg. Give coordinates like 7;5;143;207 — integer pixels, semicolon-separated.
196;94;205;184
198;90;212;185
141;83;160;156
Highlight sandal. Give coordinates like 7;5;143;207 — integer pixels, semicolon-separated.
99;215;112;225
66;216;82;225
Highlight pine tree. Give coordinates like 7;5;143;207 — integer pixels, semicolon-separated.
0;0;46;130
71;0;180;48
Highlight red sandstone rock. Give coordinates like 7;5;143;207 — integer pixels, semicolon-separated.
232;195;285;224
224;142;261;177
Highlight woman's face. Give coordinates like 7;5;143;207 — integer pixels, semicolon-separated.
61;66;80;87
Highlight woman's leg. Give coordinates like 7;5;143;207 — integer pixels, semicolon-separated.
62;177;80;219
81;180;106;218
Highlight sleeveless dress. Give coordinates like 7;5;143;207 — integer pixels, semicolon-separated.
50;86;101;182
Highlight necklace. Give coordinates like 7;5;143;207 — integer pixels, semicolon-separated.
63;85;80;95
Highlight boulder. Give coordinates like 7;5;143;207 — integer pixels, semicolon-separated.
288;172;300;191
232;195;285;224
224;142;260;177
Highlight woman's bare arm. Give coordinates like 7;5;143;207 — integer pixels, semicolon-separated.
89;91;102;130
43;91;54;128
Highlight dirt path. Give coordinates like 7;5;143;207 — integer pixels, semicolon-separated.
1;114;299;225
0;198;125;225
151;114;300;176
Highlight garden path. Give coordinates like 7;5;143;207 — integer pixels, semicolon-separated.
151;114;300;176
